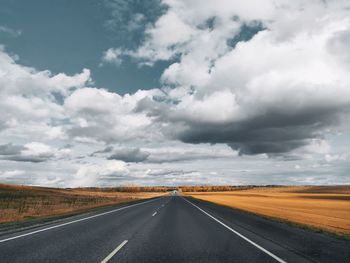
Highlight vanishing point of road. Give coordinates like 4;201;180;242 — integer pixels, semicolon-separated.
0;194;349;263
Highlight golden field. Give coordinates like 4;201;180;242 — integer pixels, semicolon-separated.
0;184;165;223
184;186;350;236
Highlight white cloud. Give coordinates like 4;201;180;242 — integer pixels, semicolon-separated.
71;160;129;187
101;48;124;65
22;142;70;160
0;48;90;96
64;87;160;143
134;10;196;62
21;142;56;159
325;152;349;163
0;46;91;138
0;26;22;37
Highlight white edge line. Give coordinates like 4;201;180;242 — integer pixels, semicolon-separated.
0;197;163;243
152;212;157;217
101;239;128;263
182;197;287;263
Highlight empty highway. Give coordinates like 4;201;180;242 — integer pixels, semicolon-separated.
0;194;349;263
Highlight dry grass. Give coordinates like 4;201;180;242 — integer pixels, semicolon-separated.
0;184;165;223
184;186;350;236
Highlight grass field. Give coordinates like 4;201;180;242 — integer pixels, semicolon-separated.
184;186;350;236
0;184;165;223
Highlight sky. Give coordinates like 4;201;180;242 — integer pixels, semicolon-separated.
0;0;350;187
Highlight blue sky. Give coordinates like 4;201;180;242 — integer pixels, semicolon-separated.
0;0;168;94
0;0;349;187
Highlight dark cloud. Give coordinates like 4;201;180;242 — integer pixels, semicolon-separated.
2;156;49;163
90;146;114;156
139;98;347;156
0;143;23;155
146;169;196;177
175;110;338;155
101;145;232;164
107;148;150;162
147;150;232;163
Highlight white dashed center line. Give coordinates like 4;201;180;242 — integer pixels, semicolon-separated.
101;240;128;263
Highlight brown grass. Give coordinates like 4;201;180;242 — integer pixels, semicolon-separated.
184;186;350;236
0;184;165;223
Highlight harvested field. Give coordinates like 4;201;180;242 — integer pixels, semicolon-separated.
0;184;165;223
184;186;350;236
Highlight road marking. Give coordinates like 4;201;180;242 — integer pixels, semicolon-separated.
152;212;157;217
101;240;128;263
0;197;163;243
183;197;287;263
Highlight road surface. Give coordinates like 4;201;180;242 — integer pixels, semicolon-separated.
0;195;349;262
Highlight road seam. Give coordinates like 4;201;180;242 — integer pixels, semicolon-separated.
101;240;128;263
182;197;287;263
0;197;163;243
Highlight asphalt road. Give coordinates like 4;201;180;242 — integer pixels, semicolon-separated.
0;194;349;263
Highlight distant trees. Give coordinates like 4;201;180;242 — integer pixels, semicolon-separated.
80;185;256;193
78;186;176;193
178;185;252;192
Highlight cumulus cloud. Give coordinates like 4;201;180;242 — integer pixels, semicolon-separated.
71;160;130;187
64;87;160;143
98;0;350;156
0;46;91;140
2;0;350;186
122;0;350;156
101;48;124;65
